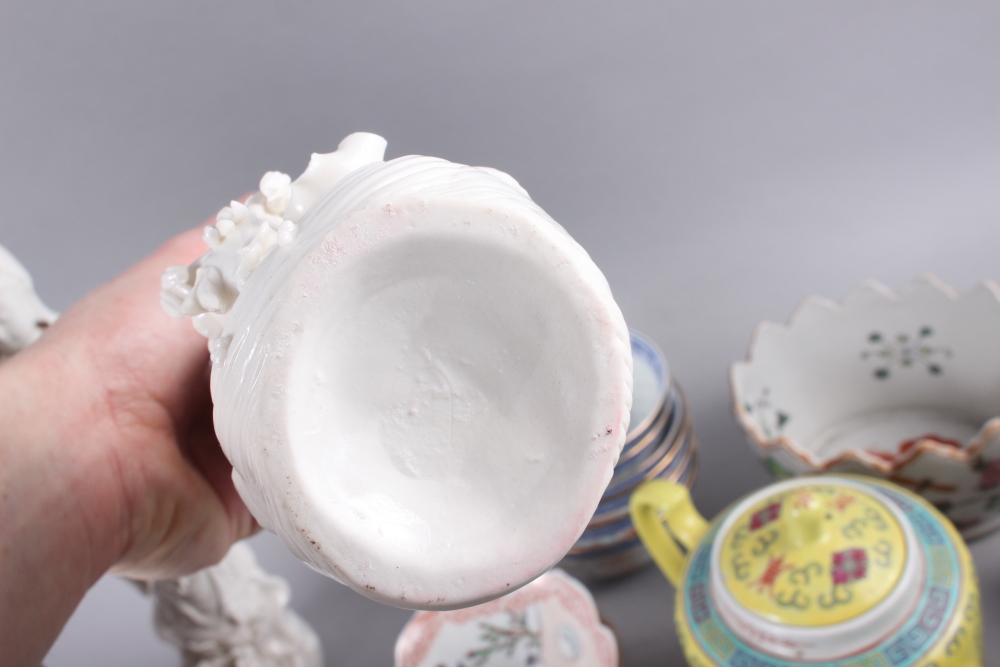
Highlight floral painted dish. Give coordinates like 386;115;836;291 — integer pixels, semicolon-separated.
731;275;1000;538
394;569;618;667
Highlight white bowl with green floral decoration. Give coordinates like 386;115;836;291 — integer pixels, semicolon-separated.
731;275;1000;539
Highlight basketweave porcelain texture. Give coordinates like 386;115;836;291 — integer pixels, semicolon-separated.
731;275;1000;539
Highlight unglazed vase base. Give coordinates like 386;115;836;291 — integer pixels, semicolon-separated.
288;223;602;569
259;191;629;607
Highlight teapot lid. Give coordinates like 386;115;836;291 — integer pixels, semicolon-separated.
709;476;923;661
718;480;907;624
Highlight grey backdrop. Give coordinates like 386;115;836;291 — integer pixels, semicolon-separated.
0;1;996;665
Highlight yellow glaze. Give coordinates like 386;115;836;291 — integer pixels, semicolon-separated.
630;479;709;587
719;483;906;625
632;476;982;667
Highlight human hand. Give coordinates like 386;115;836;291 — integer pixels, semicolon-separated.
0;224;257;665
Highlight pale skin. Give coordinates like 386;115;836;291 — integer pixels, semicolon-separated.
0;225;257;666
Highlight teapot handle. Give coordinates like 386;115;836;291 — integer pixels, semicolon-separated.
630;480;709;588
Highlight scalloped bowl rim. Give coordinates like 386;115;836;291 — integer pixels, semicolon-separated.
730;274;1000;475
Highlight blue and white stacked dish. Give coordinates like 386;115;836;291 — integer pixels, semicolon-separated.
560;330;698;580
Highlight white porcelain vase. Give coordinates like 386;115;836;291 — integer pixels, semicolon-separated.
162;134;633;610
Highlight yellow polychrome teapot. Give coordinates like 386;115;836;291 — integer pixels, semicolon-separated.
630;475;982;666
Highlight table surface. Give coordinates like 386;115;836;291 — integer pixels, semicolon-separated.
1;3;997;665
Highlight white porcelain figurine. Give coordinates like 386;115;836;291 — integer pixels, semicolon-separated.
145;543;322;667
